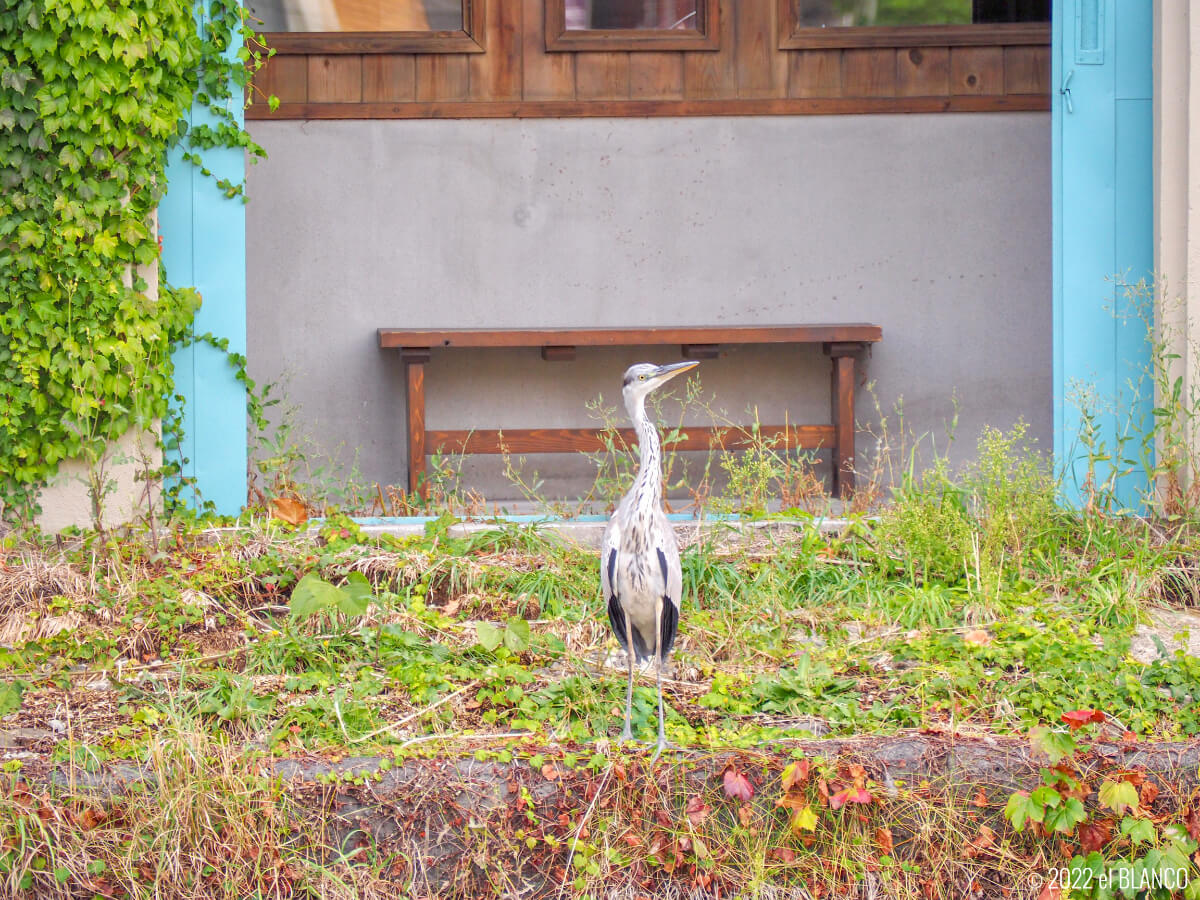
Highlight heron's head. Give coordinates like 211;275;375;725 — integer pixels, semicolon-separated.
621;360;699;406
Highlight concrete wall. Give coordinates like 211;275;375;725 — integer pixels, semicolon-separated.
245;113;1051;501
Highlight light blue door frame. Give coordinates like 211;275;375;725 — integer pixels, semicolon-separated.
1052;0;1153;508
159;9;248;516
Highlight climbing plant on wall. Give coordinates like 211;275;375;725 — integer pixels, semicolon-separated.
0;0;267;520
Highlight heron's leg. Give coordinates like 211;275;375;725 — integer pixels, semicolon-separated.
620;610;635;743
651;597;670;762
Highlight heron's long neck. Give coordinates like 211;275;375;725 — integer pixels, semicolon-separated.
628;394;663;508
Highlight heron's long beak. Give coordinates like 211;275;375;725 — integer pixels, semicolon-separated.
653;360;700;382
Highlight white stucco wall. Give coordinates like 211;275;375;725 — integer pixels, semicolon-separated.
1154;1;1200;490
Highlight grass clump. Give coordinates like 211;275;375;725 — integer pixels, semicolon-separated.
874;422;1059;593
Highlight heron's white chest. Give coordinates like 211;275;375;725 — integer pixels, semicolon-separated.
614;510;669;637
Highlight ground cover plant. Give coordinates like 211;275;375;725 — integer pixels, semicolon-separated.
1;422;1200;898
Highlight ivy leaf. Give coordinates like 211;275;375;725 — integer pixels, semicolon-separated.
1030;726;1077;763
789;803;818;833
722;765;754;802
1098;779;1140;816
1077;819;1112;853
1005;790;1045;832
1060;708;1105;731
1119;816;1155;845
829;787;872;810
91;231;117;256
1044;796;1086;833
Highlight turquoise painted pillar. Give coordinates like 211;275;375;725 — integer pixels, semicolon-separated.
1053;0;1153;509
160;9;248;516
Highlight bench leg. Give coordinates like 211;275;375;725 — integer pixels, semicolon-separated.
827;346;858;499
402;349;431;496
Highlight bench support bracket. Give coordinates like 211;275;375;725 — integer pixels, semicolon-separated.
401;348;431;495
824;341;867;499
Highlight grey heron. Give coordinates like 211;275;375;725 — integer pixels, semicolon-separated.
600;360;698;759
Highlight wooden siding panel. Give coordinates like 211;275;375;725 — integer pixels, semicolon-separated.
788;49;841;98
307;55;362;103
575;52;631;100
362;56;416;103
735;0;788;98
252;95;1051;120
1004;44;1050;94
842;48;897;98
950;46;1004;95
469;0;522;100
254;54;308;105
896;47;949;97
245;0;1050;118
683;0;736;98
629;52;685;100
521;0;575;99
416;54;470;101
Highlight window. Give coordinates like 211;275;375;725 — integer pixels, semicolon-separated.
250;0;485;53
780;0;1049;48
546;0;720;51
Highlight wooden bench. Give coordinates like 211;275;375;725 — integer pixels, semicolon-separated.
377;325;882;499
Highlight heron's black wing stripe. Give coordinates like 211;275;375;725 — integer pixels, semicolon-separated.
656;548;669;586
607;594;628;653
660;595;678;660
607;548;618;593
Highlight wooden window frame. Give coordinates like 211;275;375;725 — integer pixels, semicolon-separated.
259;0;486;54
545;0;720;52
777;0;1049;49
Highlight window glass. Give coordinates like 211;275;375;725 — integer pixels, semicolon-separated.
564;0;700;30
249;0;463;32
794;0;1048;28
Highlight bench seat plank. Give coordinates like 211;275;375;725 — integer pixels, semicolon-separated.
378;324;882;349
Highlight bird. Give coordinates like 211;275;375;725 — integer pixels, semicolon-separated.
600;359;698;760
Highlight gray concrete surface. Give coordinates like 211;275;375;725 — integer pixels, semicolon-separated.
245;113;1051;500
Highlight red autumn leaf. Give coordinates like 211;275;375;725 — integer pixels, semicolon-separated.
1184;804;1200;842
772;846;796;864
722;765;754;802
1037;881;1063;900
737;803;754;827
776;789;809;812
782;758;811;791
1078;820;1112;854
816;778;830;803
269;495;308;526
1139;780;1159;807
829;787;872;810
684;795;711;827
1060;709;1106;730
963;629;992;646
875;827;894;854
972;788;988;808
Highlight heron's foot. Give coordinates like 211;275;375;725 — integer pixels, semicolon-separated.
649;737;678;764
618;725;635;744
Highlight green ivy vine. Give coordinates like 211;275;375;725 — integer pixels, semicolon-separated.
0;0;269;520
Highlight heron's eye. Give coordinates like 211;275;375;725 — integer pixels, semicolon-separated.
638;374;646;381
